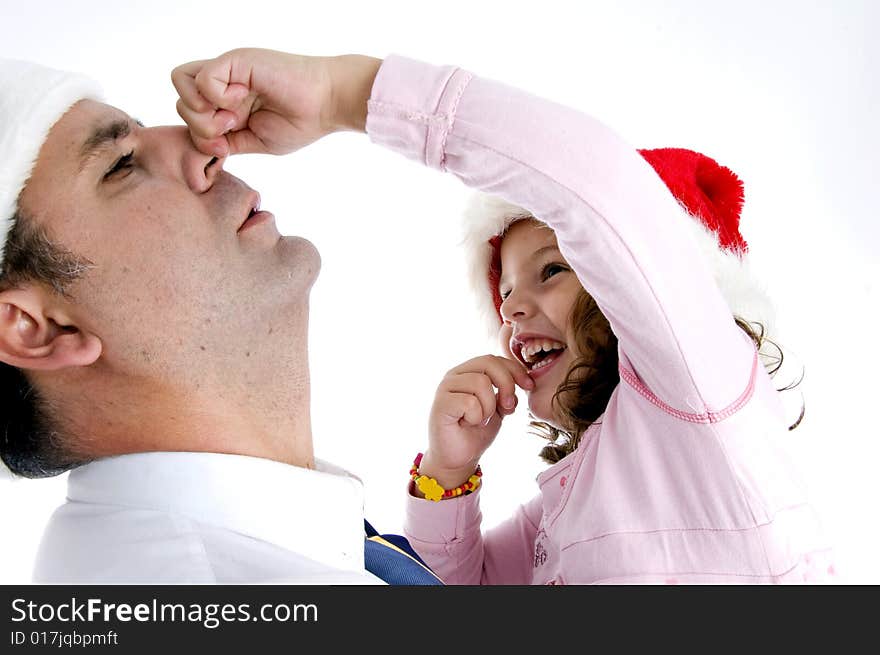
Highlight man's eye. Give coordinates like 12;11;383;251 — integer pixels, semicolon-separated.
103;151;134;180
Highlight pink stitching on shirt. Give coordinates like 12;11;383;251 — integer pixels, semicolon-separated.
618;349;758;424
584;547;836;583
367;100;448;127
439;72;473;171
560;501;812;549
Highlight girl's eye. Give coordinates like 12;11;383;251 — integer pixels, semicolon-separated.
541;263;568;280
500;289;511;301
104;151;134;180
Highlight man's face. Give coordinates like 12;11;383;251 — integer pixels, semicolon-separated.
18;99;320;388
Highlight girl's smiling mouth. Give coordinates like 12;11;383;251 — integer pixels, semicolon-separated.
512;334;567;379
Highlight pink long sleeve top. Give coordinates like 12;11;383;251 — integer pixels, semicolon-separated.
366;55;835;584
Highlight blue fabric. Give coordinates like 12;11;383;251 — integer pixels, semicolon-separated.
363;520;443;585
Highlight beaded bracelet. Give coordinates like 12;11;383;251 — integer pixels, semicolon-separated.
410;452;482;502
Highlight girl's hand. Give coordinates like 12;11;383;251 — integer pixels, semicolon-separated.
421;355;534;490
171;48;382;157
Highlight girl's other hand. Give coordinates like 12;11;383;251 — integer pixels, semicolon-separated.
421;355;534;489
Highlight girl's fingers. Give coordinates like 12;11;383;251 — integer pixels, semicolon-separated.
437;392;488;427
493;355;535;393
495;389;518;416
448;356;533;410
175;98;235;141
224;128;269;156
171;60;213;113
194;135;229;158
442;372;498;421
186;55;251;110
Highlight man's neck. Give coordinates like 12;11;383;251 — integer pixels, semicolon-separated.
56;361;315;470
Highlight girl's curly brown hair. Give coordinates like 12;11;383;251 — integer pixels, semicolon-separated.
530;288;803;465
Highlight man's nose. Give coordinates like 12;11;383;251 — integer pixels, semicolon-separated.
144;126;227;193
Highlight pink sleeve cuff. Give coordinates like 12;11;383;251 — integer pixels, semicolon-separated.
404;481;483;545
366;54;473;171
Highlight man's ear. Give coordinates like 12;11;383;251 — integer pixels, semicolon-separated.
0;287;102;371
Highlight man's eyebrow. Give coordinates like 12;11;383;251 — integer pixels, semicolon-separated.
78;117;144;173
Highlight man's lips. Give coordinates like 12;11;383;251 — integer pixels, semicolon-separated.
237;191;268;233
237;209;275;233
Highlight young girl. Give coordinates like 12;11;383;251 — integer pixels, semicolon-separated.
170;49;835;584
366;63;837;585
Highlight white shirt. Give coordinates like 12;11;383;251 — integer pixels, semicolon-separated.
32;451;385;584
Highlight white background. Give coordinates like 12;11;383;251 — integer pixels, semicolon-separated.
0;0;877;583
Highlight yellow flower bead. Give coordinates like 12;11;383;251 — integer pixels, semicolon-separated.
417;475;444;502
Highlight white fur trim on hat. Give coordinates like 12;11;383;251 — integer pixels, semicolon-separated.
0;58;103;270
461;191;776;344
461;193;530;338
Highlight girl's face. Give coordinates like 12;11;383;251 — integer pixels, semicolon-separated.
497;219;584;424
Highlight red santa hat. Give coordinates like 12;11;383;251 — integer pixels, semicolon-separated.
462;148;775;339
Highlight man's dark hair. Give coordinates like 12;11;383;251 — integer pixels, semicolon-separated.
1;210;92;477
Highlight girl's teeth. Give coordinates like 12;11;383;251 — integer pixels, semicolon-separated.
521;339;565;363
531;353;556;370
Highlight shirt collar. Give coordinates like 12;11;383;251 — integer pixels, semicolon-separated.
66;451;367;572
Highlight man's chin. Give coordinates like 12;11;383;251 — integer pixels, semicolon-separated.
275;236;321;286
